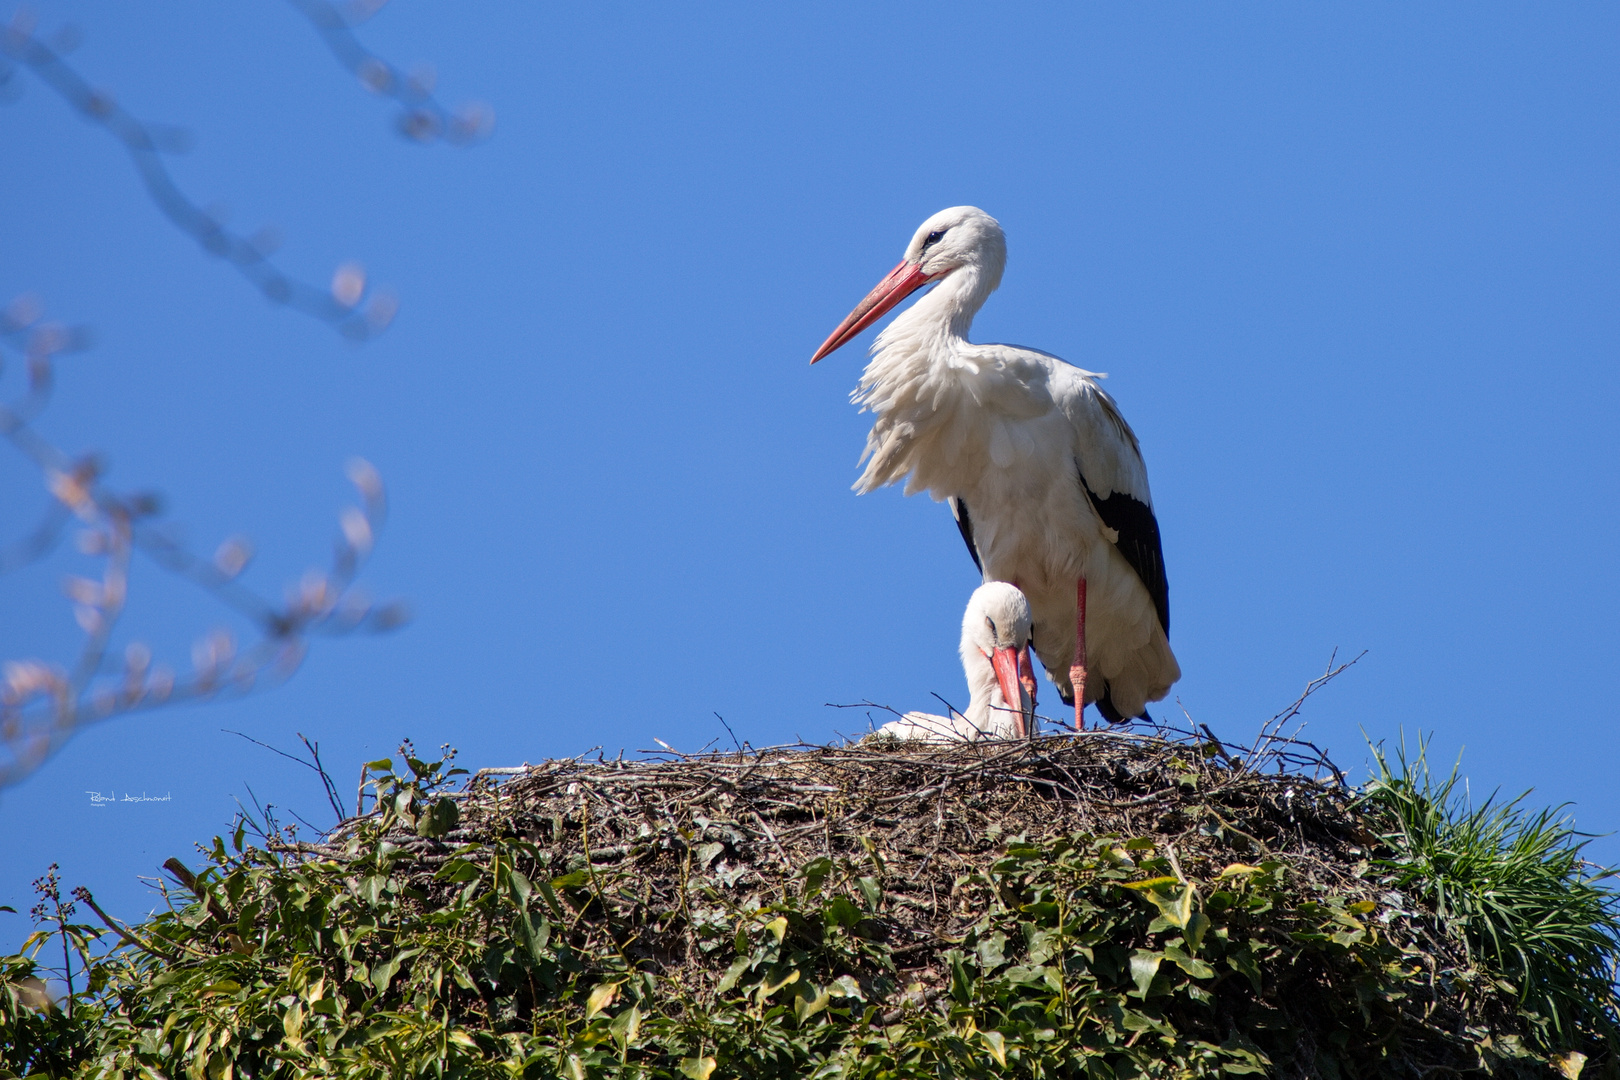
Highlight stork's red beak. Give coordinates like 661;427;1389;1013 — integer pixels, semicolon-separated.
988;646;1033;740
810;259;934;363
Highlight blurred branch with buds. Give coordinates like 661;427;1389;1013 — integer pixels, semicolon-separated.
0;297;409;789
0;1;492;340
286;0;496;147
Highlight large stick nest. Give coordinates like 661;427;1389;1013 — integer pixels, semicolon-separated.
266;716;1580;1076
337;727;1457;990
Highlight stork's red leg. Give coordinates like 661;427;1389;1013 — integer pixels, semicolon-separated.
1069;578;1088;731
1017;645;1038;738
1017;646;1038;709
1010;578;1038;732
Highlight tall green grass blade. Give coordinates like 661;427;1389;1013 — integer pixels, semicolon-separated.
1358;733;1620;1052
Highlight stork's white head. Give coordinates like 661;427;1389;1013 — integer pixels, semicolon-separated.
961;579;1032;657
810;206;1006;363
903;206;1006;292
867;581;1038;745
960;581;1036;739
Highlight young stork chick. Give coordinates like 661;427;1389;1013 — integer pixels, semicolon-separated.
875;582;1037;743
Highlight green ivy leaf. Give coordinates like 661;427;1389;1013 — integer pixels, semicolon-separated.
716;957;750;995
948;950;972;1004
505;868;533;908
1164;944;1216;980
981;1030;1008;1068
434;858;479;884
282;1000;303;1045
824;895;861;929
829;974;864;1001
370;955;399;994
1122;876;1180;891
1555;1051;1588;1079
1159;884;1196;928
585;981;621;1020
359;874;387;906
977;931;1008;972
1227;943;1262;993
610;1003;642;1048
757;967;800;1003
417;796;459;839
537;879;566;919
513;910;550;963
800;857;833;898
1129;949;1162;997
795;983;832;1022
679;1056;717;1080
1185;912;1211;953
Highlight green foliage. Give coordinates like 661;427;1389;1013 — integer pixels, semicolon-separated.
799;838;1425;1079
1358;736;1620;1055
4;740;1616;1078
1;865;104;1078
1;951;82;1079
0;836;1488;1073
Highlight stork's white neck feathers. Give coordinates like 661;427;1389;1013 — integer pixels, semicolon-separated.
848;212;1056;499
881;262;999;356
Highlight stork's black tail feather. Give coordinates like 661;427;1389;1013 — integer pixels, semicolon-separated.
1092;686;1151;726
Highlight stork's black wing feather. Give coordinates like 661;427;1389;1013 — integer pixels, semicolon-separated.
1076;468;1170;637
948;497;984;575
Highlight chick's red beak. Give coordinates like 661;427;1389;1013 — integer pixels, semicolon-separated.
989;646;1031;739
810;259;934;363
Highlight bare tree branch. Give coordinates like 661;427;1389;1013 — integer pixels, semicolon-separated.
0;6;479;788
1;298;408;789
285;0;494;147
0;4;491;340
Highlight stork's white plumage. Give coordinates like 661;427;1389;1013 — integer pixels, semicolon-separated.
813;207;1180;726
874;582;1037;743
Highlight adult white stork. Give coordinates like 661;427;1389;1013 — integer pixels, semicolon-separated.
873;582;1037;743
812;206;1179;727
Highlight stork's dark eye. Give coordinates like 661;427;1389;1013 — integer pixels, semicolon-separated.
923;229;947;249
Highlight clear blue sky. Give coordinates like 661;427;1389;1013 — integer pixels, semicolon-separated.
3;2;1617;946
